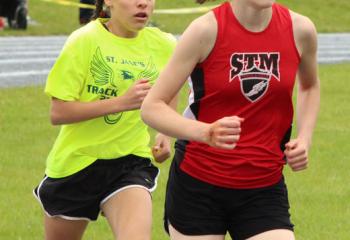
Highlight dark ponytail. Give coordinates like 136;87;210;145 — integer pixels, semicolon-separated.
196;0;215;4
92;0;104;19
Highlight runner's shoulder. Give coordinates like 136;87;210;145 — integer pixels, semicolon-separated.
143;26;177;48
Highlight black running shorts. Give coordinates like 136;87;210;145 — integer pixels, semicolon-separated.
34;154;159;221
164;151;294;240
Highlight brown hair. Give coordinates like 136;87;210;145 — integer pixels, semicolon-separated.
196;0;215;4
92;0;104;19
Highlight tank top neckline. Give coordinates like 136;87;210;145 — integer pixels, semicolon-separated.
225;1;275;35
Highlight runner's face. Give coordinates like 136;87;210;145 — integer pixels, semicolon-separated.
105;0;155;35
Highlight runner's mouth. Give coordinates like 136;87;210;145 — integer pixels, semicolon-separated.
134;12;148;20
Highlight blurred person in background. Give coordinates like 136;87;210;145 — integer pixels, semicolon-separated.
0;0;27;29
0;17;4;30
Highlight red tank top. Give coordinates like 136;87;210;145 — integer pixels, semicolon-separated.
178;2;300;189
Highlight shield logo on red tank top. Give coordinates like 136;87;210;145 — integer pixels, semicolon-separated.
238;66;271;102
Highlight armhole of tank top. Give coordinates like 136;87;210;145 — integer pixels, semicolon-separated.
287;10;302;62
199;9;222;68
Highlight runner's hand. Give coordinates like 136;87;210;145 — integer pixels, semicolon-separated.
285;139;309;171
205;116;243;150
121;79;151;110
152;133;171;163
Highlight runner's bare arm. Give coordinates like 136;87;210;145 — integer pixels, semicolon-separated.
292;12;320;148
285;12;320;171
50;79;151;125
141;13;216;141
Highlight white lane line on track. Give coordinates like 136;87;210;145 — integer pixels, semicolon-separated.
0;51;60;57
0;46;63;51
0;58;56;64
318;57;350;63
0;70;50;77
318;50;350;56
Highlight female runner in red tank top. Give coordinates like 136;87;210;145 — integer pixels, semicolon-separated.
142;0;320;239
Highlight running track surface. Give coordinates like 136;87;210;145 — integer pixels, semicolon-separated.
0;33;349;88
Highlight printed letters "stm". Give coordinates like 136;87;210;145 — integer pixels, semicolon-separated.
230;53;280;81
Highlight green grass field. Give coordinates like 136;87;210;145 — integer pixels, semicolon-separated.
0;0;349;36
0;64;349;239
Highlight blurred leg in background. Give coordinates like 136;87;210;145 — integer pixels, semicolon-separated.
0;0;27;29
0;17;4;31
